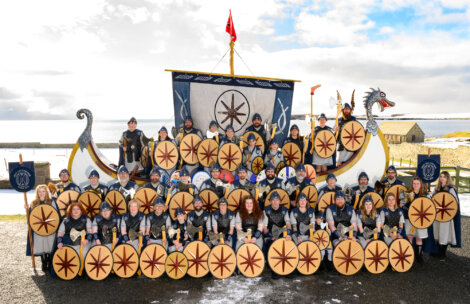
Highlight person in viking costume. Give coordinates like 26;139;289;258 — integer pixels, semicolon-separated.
235;196;264;251
356;196;382;248
169;167;197;197
335;102;357;166
256;163;286;209
311;113;334;173
263;192;292;246
264;139;285;170
219;124;239;146
211;198;235;246
120;199;147;251
314;211;333;269
318;174;343;199
403;176;430;263
432;171;461;260
379;165;405;196
290;193;315;245
283;124;304;154
82;170;108;200
92;202;120;250
242;133;263;170
230;166;255;196
168;208;189;253
144;168;169;202
245;113;270;150
380;193;405;245
285;164;312;208
199;164;226;198
205;120;221;144
187;196;212;245
145;198;171;249
349;172;375;209
175;116;203;174
325;191;358;247
118;117;146;172
50;169;80;198
144;126;174;177
109;166;139;209
57;202;92;255
25;185;59;272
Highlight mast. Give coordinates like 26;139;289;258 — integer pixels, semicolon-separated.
229;40;234;76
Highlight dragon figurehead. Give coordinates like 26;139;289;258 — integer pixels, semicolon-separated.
363;88;395;135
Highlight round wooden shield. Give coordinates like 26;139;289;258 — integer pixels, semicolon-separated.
242;131;265;154
317;192;335;213
56;190;80;217
340;121;365;152
250;156;264;175
282;142;302;168
278;166;295;182
53;246;80;280
208;244;236;279
227;188;251;212
268;239;299;276
301;185;318;209
408;197;436;229
359;192;384;210
236;243;265;278
134;188;158;215
197;139;219;168
389;239;414;273
165;251;188;280
155;141;179;170
199;189;219;213
313;229;330;250
139;244;167;279
179;134;202;165
305;164;317;184
112;244;139;278
219;170;235;183
104;190;127;215
141;145;150;168
84;245;113;280
333;240;364;275
29;204;60;236
183;241;211;278
168;192;194;220
218;143;242;172
385;184;408;202
314;130;336;158
78;192;102;218
265;189;291;209
297;241;322;275
432;192;459;222
364;240;389;274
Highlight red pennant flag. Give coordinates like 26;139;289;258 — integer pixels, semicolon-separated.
226;10;237;42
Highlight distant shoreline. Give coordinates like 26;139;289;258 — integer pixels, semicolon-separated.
290;114;470;120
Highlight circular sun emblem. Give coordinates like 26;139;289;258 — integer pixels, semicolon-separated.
214;90;250;132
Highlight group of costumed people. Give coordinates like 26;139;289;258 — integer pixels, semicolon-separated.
25;106;461;279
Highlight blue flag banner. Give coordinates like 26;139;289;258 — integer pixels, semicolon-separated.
9;161;36;192
171;72;295;143
417;154;441;183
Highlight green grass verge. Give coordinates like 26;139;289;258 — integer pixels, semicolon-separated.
0;214;26;222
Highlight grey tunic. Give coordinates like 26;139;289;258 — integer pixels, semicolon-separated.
31;201;59;255
433;188;458;245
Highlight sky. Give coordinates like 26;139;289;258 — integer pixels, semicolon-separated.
0;0;470;120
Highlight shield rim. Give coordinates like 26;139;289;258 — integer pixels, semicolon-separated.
332;239;365;276
408;197;437;229
363;239;389;274
179;134;202;165
208;244;237;279
84;245;113;281
218;143;242;172
56;190;80;217
264;188;291;209
296;241;322;275
168;192;195;220
29;204;60;236
183;240;211;278
281;142;302;168
165;251;188;280
236;243;265;278
134;187;158;215
52;245;80;280
267;238;299;275
112;243;139;278
314;129;336;158
104;190;127;216
78;191;103;218
340;121;366;152
432;192;459;222
154;140;179;170
139;243;168;279
227;188;251;212
388;238;415;273
250;156;264;175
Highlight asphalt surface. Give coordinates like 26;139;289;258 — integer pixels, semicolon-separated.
1;218;469;304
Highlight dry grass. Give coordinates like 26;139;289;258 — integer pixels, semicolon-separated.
442;131;470;138
0;214;26;222
389;143;470;168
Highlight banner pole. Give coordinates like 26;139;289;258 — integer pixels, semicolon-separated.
20;153;36;269
229;40;234;76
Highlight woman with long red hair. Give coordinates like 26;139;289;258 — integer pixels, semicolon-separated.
56;202;93;256
234;196;264;250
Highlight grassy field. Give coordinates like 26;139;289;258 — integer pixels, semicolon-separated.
389;143;470;168
442;131;470;138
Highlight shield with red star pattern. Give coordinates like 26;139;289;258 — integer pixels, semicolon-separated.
314;130;336;158
53;246;80;280
168;192;194;220
183;241;211;278
165;251;188;280
155;141;179;170
297;241;322;275
139;244;167;279
268;238;299;275
340;121;365;152
408;197;436;229
179;134;202;165
84;245;113;280
333;240;364;276
432;192;459;222
236;243;265;278
364;240;389;274
78;192;102;218
29;204;60;236
112;244;139;278
134;188;158;215
208;244;237;279
389;239;414;272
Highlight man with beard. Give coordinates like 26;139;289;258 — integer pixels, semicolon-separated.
109;166;139;210
120;199;147;251
187;196;211;245
219;125;239;146
349;172;375;209
334;103;357;166
144;168;169;202
199;164;226;198
175;116;204;174
118;117;146;172
242;133;263;170
92;202;120;250
256;163;286;209
145;198;171;249
264;139;285;170
325;191;358;247
230;166;255;196
380;165;405;196
169;167;197;197
285;164;312;209
211;198;235;246
51;169;81;198
82;170;108;200
245;113;270;150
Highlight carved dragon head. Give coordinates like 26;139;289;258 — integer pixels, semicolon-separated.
363;88;395;112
